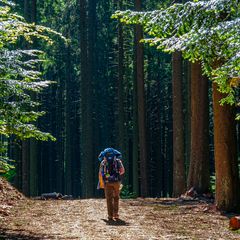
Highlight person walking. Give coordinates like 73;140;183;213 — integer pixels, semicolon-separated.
98;148;125;221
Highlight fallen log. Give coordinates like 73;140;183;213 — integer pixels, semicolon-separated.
229;216;240;230
62;195;73;200
41;192;63;200
35;192;73;200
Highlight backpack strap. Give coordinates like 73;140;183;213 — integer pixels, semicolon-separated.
113;157;119;174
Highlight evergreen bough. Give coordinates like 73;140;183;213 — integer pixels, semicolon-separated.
112;0;240;105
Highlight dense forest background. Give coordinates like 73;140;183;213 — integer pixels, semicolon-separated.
6;0;180;199
1;0;239;212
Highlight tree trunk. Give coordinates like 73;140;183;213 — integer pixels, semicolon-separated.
23;0;38;197
117;0;129;185
10;139;22;190
166;82;173;196
88;0;97;197
172;51;186;197
183;60;191;180
54;82;64;194
187;62;210;194
117;1;125;162
64;44;73;195
22;140;30;196
132;64;139;196
79;0;94;198
213;82;239;211
135;0;148;197
29;0;38;197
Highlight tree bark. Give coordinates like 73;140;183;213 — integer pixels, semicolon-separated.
213;82;239;211
79;0;94;197
23;0;38;197
117;2;125;159
64;44;73;195
132;62;139;196
88;0;97;197
135;0;148;197
29;0;38;197
117;0;129;184
172;51;186;197
22;140;30;196
187;62;210;194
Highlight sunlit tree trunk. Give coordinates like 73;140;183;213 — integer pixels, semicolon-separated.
183;61;191;185
213;83;239;211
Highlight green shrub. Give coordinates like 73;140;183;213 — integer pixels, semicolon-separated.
210;175;216;194
120;185;137;199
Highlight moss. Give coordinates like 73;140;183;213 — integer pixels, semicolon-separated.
153;204;178;211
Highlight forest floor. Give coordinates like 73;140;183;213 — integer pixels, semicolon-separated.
1;179;240;240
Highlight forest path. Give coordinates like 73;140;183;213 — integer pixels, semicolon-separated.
0;198;239;240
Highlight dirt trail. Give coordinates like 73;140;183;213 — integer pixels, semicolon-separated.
0;198;240;240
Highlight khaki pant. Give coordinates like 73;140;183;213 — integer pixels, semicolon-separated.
104;181;121;219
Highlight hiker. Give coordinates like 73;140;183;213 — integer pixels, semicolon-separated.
98;148;125;221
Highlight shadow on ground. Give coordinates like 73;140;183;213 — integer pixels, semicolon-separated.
0;229;56;240
102;218;130;226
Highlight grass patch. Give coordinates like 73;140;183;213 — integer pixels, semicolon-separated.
153;204;179;211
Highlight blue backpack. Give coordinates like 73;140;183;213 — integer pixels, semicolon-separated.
98;148;122;183
98;148;122;162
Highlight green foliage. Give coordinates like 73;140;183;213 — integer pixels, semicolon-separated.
0;158;9;173
0;158;14;173
210;175;216;194
0;1;63;140
0;1;58;141
0;0;66;174
112;0;240;104
120;185;137;199
2;166;16;181
0;137;14;175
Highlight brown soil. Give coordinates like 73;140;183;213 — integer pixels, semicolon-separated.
0;177;24;218
0;179;240;240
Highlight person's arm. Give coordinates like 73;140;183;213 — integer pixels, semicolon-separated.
100;158;109;181
98;161;105;189
118;159;125;175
